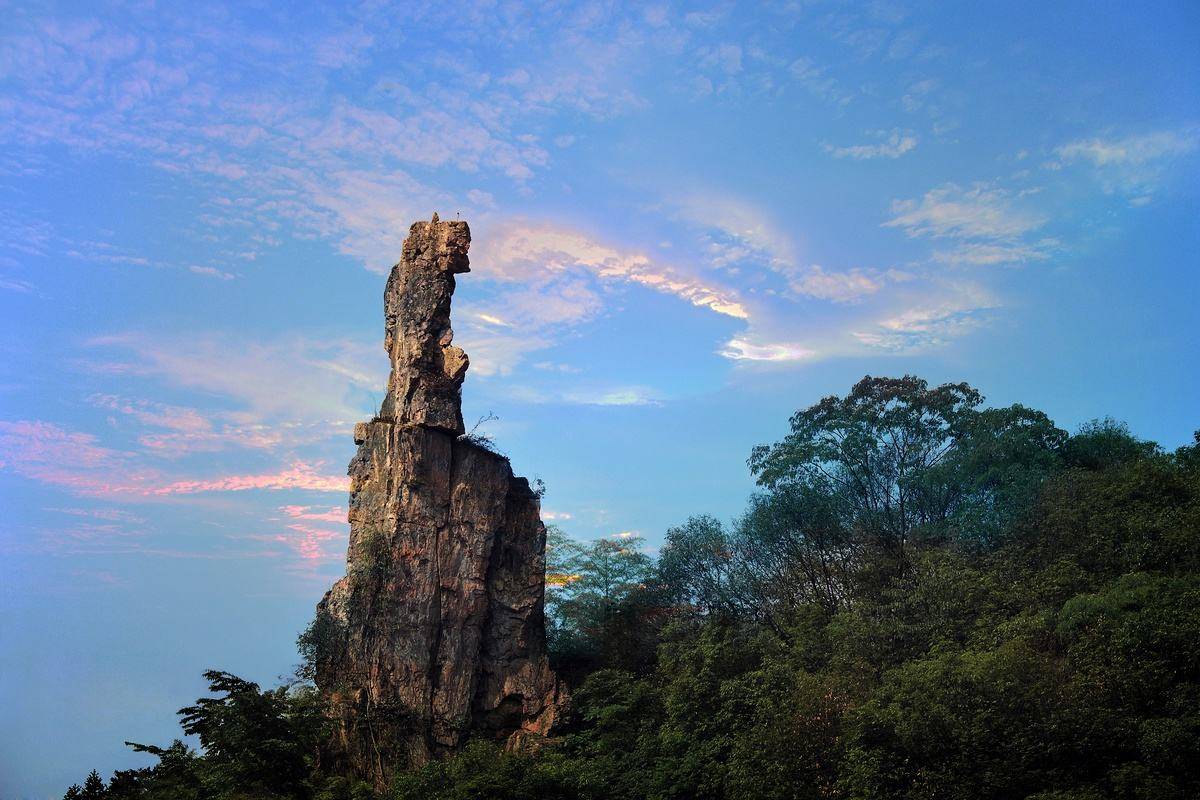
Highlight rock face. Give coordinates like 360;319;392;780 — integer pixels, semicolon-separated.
315;214;563;789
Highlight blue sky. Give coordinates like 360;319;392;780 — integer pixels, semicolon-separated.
1;1;1198;796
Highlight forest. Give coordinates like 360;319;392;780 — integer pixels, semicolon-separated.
62;376;1200;800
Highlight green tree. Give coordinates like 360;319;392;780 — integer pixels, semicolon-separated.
177;670;323;798
546;532;657;675
1062;417;1159;471
79;770;108;799
658;515;751;617
748;375;985;575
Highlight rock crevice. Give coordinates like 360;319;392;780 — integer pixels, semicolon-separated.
316;215;562;789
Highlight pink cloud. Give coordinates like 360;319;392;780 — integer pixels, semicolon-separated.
244;520;345;566
280;522;343;563
280;504;348;524
84;333;380;426
140;462;348;496
0;419;153;493
1;419;347;497
89;393;212;434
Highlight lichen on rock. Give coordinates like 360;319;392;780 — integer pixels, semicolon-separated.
314;214;564;789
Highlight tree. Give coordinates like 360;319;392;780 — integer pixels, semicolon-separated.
177;670;322;798
935;403;1066;547
546;531;657;675
749;375;986;579
658;515;750;617
1062;417;1158;471
746;376;1068;600
80;771;108;799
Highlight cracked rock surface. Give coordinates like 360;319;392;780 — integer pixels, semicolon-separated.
315;215;563;789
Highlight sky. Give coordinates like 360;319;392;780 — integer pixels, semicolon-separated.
1;0;1198;796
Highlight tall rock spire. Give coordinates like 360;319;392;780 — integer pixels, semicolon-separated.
378;212;471;435
314;215;563;789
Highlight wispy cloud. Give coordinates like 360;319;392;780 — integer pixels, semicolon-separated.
508;385;665;407
852;282;998;352
189;265;236;280
931;240;1058;266
719;338;817;362
277;522;344;564
83;332;381;426
279;505;347;524
885;183;1045;241
786;265;892;303
1054;129;1198;167
87;393;314;456
460;220;748;375
563;387;663;407
46;506;147;524
475;222;748;319
0;419;346;497
141;462;347;496
825;129;918;160
1050;127;1200;199
664;192;795;271
0;419;142;494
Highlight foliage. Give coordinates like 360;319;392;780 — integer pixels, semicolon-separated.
65;670;360;800
64;377;1200;800
545;526;660;680
391;740;578;800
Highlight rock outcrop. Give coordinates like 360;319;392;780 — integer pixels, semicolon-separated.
315;214;563;789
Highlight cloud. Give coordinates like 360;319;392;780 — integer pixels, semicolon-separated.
852;282;998;352
825;129;917;160
532;361;582;374
475;222;748;319
456;220;748;375
1;276;36;293
931;239;1059;266
788;57;852;106
454;330;553;379
787;264;887;303
245;516;346;566
89;394;212;434
277;522;344;563
84;332;382;427
884;183;1045;241
0;419;142;494
563;387;663;407
542;510;572;521
0;7;666;276
0;419;346;497
280;505;347;524
137;462;348;496
1054;129;1198;167
665;193;795;271
719;338;817;362
698;43;743;75
510;385;666;407
189;265;236;280
1051;128;1199;198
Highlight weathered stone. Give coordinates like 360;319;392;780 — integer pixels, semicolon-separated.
315;215;563;790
